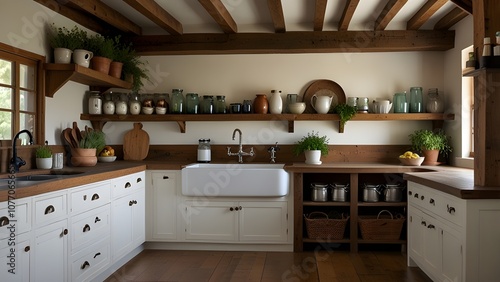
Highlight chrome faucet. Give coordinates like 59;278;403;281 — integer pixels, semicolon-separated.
227;128;254;163
267;142;280;163
10;129;34;172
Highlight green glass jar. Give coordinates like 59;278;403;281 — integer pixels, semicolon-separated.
186;93;199;114
170;88;184;114
215;95;226;114
201;95;214;114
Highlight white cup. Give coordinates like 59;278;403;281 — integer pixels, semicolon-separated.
73;49;93;68
52;153;63;169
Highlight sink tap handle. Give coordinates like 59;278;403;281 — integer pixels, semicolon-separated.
226;147;232;156
249;147;254;156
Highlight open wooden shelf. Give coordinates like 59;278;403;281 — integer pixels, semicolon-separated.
44;63;132;97
80;112;455;133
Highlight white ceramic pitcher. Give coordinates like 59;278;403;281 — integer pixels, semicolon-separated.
373;99;393;113
73;49;93;68
311;95;333;114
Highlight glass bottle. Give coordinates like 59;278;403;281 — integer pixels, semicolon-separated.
215;95;227;114
426;88;444;113
201;95;214;114
88;91;102;115
393;92;408;113
129;92;141;115
103;92;115;115
186;93;199;114
197;139;211;163
115;93;128;115
170;88;184;114
409;87;423;113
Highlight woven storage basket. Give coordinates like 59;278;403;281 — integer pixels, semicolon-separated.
358;210;405;240
304;211;349;240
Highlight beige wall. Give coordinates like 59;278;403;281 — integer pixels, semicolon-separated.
0;0;472;163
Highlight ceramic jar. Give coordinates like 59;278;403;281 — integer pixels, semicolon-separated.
103;93;115;115
269;90;282;114
88;91;102;115
253;94;268;114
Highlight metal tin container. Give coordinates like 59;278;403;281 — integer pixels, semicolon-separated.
383;184;406;202
362;184;381;202
310;183;329;202
331;184;349;202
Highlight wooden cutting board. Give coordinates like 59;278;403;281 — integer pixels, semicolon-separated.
123;123;149;160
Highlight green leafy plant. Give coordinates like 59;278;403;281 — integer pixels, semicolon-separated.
79;130;106;155
334;103;357;132
121;52;149;92
35;145;52;158
409;129;452;156
86;34;114;58
48;25;85;50
293;131;330;156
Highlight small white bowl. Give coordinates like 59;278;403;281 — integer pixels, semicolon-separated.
155;107;167;114
142;107;154;115
97;156;116;163
288;102;306;114
399;157;425;166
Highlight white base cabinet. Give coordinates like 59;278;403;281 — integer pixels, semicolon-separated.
408;181;500;282
32;219;68;282
0;232;31;282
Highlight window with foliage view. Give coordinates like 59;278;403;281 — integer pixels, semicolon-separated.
0;44;44;145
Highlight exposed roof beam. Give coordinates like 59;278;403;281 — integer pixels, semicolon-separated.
407;0;448;30
434;7;469;30
123;0;183;35
339;0;360;31
267;0;286;33
32;0;119;35
450;0;472;14
198;0;237;34
314;0;328;31
131;30;455;55
64;0;142;35
374;0;408;31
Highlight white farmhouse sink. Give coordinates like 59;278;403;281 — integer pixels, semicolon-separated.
181;163;289;197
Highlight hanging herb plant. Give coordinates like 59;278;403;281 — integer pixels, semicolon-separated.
334;103;357;133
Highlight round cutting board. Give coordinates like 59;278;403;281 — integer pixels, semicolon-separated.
123;123;149;160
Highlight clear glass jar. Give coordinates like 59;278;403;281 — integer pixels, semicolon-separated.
115;93;128;115
197;139;211;163
201;95;214;114
242;100;253;113
103;92;115;115
170;88;184;114
88;91;102;114
215;95;226;114
129;92;141;115
186;93;199;114
409;87;424;113
426;88;444;113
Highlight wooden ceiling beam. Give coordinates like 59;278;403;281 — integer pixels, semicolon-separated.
339;0;360;31
32;0;118;35
434;7;469;30
64;0;142;35
198;0;237;34
314;0;328;31
407;0;448;30
123;0;183;35
130;30;455;55
374;0;408;31
267;0;286;33
450;0;472;14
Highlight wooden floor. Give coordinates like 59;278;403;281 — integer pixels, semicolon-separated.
104;250;432;282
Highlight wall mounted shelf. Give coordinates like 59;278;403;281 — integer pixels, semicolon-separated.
80;113;454;133
44;63;132;97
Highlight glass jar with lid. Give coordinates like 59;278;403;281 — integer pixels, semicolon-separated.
116;93;128;115
409;87;424;113
88;91;102;115
215;95;227;114
170;88;184;113
197;139;211;163
426;88;444;113
186;93;199;114
103;92;115;115
129;92;141;115
201;95;214;114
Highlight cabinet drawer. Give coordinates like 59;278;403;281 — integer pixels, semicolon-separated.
70;237;110;282
0;197;31;239
112;171;145;199
70;181;111;215
70;204;110;253
33;190;67;226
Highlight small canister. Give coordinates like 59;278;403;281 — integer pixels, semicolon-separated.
310;183;329;202
197;139;211;163
88;91;102;114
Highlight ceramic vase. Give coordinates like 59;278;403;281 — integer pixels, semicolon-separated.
253;94;268;114
304;150;322;165
36;157;52;169
269;90;282;114
53;48;72;64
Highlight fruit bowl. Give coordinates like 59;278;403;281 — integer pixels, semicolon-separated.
98;156;117;163
399;157;425;166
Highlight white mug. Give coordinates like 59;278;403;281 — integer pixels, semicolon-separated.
73;49;93;68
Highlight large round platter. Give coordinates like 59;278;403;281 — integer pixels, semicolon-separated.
303;79;346;113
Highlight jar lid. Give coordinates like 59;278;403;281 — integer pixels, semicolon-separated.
199;138;210;142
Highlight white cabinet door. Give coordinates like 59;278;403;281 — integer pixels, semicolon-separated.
0;232;30;282
32;219;68;282
408;209;424;263
147;171;179;241
239;201;287;242
441;224;462;282
184;201;238;241
421;211;441;277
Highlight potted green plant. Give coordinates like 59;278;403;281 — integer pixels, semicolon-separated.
334;103;357;133
48;25;83;64
121;51;149;92
293;131;329;165
409;129;452;165
35;144;52;169
86;34;114;74
71;130;106;166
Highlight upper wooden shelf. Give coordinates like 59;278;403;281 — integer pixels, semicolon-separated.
80;113;454;133
44;64;132;97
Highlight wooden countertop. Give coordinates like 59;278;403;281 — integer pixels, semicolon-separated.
285;162;500;199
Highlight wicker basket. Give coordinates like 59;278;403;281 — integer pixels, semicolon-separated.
304;211;349;240
358;210;405;240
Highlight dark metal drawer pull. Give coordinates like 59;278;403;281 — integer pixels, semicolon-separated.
447;204;456;214
91;193;100;201
163;176;169;179
429;199;435;205
93;252;101;259
125;182;131;188
81;261;90;270
95;217;101;223
44;205;55;215
137;177;142;183
83;224;91;232
427;224;435;229
0;216;9;227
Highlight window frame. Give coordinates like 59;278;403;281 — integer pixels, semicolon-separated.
0;42;45;145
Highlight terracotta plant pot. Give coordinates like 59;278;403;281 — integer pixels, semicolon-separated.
71;148;97;167
91;56;112;74
421;149;439;165
109;61;123;78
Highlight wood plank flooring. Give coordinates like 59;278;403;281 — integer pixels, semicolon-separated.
104;250;432;282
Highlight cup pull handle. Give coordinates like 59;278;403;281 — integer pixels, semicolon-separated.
83;224;91;232
91;193;99;201
125;182;131;188
44;205;55;215
81;261;90;270
0;216;9;227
